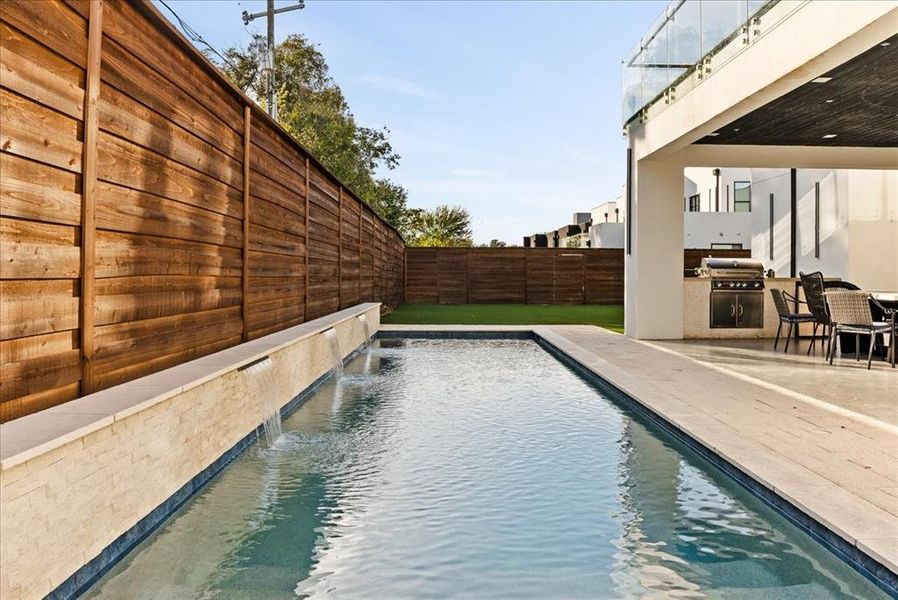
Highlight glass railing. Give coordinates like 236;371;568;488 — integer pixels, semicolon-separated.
622;0;776;126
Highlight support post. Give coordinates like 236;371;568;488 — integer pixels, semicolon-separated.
790;168;797;278
524;250;529;305
266;0;276;120
338;186;343;309
80;0;103;395
624;155;685;339
304;157;310;320
242;105;251;342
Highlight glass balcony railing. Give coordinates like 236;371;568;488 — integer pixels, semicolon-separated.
622;0;778;126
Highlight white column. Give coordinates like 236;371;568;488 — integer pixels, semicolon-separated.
625;155;685;339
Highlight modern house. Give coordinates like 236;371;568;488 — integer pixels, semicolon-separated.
621;0;897;339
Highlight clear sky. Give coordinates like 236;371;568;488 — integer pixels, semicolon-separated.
155;0;666;244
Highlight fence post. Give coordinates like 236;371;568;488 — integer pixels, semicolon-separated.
80;0;103;395
304;157;310;320
524;250;529;305
338;186;343;309
241;105;251;342
465;249;470;303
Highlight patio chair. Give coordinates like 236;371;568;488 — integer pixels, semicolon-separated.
770;288;816;353
799;271;833;357
825;291;891;370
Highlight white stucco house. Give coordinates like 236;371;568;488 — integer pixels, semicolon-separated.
620;0;896;339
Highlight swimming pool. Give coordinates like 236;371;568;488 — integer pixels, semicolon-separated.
85;339;886;598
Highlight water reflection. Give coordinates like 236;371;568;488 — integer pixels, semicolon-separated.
86;340;885;600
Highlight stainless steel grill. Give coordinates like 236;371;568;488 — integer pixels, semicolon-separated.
700;258;766;328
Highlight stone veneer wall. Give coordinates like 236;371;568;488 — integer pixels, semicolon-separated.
0;305;380;600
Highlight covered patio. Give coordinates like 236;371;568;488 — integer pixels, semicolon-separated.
653;337;897;425
623;1;897;343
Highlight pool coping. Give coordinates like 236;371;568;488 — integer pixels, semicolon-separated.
380;325;898;598
0;304;382;472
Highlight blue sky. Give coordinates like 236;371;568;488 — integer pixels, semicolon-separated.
157;0;665;244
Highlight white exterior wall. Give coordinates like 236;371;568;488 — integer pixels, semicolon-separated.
685;167;753;212
684;212;752;249
590;223;625;248
748;168;898;289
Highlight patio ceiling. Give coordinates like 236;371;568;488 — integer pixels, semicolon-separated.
695;33;898;148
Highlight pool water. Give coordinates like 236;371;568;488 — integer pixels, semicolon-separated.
85;339;885;599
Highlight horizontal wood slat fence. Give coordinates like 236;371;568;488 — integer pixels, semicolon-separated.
405;248;625;305
406;248;752;305
0;0;404;422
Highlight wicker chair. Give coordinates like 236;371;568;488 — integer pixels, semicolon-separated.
799;271;832;357
824;291;891;369
770;288;816;353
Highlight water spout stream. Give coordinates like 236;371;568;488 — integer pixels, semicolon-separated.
322;328;344;381
357;314;372;352
244;358;281;447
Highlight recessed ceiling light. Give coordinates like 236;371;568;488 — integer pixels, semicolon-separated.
881;42;891;47
812;76;833;83
822;133;838;139
734;128;740;132
707;132;720;136
825;99;834;103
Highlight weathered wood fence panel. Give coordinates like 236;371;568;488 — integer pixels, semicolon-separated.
0;0;404;422
405;248;624;305
406;248;752;305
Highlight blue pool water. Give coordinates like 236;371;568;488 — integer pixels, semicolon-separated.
85;339;885;598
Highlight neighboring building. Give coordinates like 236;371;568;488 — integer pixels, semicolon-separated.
523;233;549;248
558;224;589;248
589;193;626;249
682;167;897;287
526;213;592;249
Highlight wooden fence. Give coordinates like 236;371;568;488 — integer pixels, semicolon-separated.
405;248;625;304
405;247;752;305
0;0;404;422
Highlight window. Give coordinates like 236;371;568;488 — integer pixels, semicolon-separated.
711;243;743;250
688;194;701;212
734;181;751;212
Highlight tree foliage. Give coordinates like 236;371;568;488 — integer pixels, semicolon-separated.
406;205;474;247
215;34;409;231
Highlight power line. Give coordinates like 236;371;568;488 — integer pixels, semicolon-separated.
156;0;240;73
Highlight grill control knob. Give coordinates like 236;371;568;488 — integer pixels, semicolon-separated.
729;282;736;288
754;282;761;288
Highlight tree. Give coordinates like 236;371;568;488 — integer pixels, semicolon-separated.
487;239;507;248
214;34;409;230
406;205;474;247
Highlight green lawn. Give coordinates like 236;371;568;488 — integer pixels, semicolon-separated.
382;304;625;333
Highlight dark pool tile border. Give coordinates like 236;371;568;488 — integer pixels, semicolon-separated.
50;344;365;600
533;335;898;599
377;329;533;340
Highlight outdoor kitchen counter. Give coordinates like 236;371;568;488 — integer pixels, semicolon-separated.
684;277;822;339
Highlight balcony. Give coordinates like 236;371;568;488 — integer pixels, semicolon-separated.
622;0;799;128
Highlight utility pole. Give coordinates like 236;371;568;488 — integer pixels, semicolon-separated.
242;0;305;121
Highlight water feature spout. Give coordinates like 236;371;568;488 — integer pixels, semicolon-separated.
357;314;372;352
322;328;344;381
242;357;281;447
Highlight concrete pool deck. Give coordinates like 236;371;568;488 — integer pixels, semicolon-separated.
382;324;898;580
